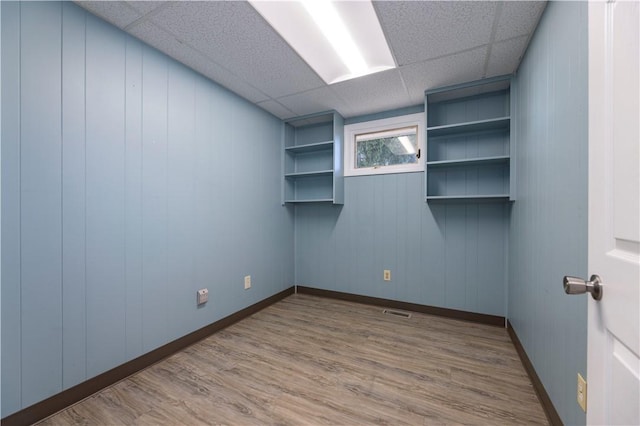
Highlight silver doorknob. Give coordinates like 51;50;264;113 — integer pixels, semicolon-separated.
563;275;603;300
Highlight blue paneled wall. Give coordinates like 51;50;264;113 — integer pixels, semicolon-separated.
1;1;589;423
509;2;588;425
1;2;294;416
295;173;509;317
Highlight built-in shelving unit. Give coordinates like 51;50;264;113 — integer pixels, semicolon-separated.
425;75;515;201
282;111;344;204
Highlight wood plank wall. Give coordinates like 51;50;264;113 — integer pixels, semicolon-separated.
1;2;294;417
295;173;509;317
509;2;589;425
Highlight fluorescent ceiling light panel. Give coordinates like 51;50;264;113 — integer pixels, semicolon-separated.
300;1;367;76
249;0;396;84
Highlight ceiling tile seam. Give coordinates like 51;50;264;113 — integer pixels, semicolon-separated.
496;33;535;45
129;18;274;103
257;99;297;117
482;1;503;79
273;85;350;119
398;44;490;70
395;69;413;105
275;83;342;103
123;1;176;32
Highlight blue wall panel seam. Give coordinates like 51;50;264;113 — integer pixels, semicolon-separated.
122;31;128;361
165;56;169;342
18;1;23;408
139;44;144;352
59;1;64;388
82;8;88;381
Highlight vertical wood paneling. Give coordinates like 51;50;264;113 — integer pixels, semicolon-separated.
509;3;588;425
61;1;87;389
20;1;63;406
167;61;196;340
124;36;143;359
85;15;126;377
141;47;168;352
232;100;265;308
256;115;273;301
478;204;507;316
2;3;293;418
295;173;508;316
380;176;397;299
404;174;423;303
260;114;291;299
1;1;22;415
231;101;249;307
422;204;445;307
395;174;409;299
464;205;479;312
0;2;316;417
444;205;466;310
207;87;236;319
193;76;214;327
334;203;350;293
247;107;266;302
354;176;376;294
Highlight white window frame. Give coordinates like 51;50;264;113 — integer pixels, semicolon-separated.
344;112;425;177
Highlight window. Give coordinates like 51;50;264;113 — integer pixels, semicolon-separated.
344;113;424;176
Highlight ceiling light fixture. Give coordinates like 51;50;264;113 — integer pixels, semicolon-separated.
299;0;368;76
249;0;396;85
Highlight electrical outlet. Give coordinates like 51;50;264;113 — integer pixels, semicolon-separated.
383;270;391;281
244;275;251;290
197;288;208;305
577;373;587;412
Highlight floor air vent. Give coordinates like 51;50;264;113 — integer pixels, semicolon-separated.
382;309;411;319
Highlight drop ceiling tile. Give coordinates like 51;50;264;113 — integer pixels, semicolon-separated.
400;46;488;105
75;1;141;28
77;0;545;120
128;20;269;103
277;87;351;118
375;1;497;66
330;69;412;117
486;36;530;77
256;100;296;120
495;1;547;42
147;1;325;98
184;58;271;105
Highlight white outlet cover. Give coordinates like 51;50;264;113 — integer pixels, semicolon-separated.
244;275;251;289
197;288;208;305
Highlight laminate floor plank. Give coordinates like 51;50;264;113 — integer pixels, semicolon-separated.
38;294;548;425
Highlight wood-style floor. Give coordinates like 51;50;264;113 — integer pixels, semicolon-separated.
39;294;548;425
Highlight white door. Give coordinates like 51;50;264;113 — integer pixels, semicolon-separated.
587;1;640;425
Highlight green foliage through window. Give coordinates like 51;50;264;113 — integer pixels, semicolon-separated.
355;127;418;169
